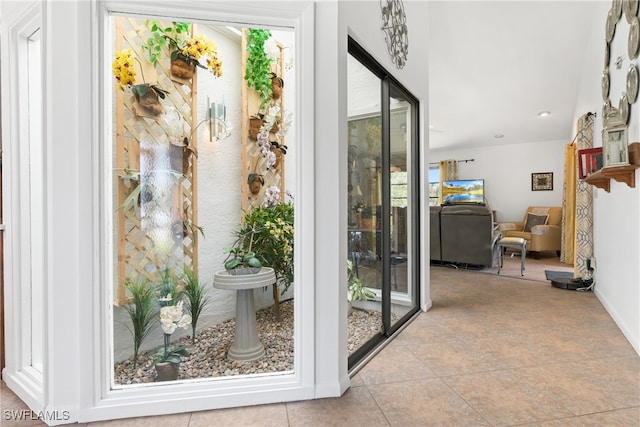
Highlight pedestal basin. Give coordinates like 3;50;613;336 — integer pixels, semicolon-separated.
212;267;276;361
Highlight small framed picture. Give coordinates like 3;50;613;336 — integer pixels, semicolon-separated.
531;172;553;191
602;126;629;167
578;147;603;179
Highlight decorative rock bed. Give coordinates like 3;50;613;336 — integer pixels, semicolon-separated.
114;299;383;384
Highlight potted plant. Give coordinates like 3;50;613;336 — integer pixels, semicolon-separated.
241;202;294;310
259;104;290;136
142;21;223;80
131;83;169;117
247;173;265;195
347;260;375;310
248;114;265;140
112;48;169;118
172;34;223;79
123;277;158;368
151;300;191;381
181;268;210;343
270;72;284;100
269;141;287;169
142;21;190;67
169;136;198;175
224;225;263;275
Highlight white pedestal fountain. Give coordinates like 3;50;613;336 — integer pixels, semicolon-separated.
212;267;276;361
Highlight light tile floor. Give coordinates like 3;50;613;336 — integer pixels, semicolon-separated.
2;267;639;426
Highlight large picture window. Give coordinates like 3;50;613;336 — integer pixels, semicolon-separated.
107;14;297;386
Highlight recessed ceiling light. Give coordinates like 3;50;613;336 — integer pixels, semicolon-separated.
538;111;551;117
494;133;504;139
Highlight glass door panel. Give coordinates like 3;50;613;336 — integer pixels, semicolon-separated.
389;104;411;329
347;38;420;370
347;54;383;355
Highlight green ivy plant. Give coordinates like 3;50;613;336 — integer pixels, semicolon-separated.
244;29;274;111
143;21;191;67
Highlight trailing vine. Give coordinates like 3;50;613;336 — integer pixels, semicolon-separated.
244;28;273;111
143;21;190;67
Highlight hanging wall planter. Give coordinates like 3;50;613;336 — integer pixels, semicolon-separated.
247;173;265;195
170;51;197;80
270;141;287;169
270;73;284;100
249;116;265;140
169;137;198;175
132;84;169;119
271;146;283;169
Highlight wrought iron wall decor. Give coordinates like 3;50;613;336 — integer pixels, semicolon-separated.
380;0;408;69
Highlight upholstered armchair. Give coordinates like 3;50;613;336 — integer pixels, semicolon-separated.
499;206;563;257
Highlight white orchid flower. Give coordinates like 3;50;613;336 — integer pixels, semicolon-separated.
159;301;191;335
161;321;177;335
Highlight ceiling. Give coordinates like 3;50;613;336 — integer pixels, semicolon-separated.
427;1;600;151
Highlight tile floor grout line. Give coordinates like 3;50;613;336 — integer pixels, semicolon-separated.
284;400;291;427
362;383;395;427
436;374;495;427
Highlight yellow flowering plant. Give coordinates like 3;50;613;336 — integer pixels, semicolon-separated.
112;48;169;100
176;34;223;77
112;48;137;90
142;21;223;78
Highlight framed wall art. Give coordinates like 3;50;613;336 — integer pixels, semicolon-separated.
602;126;629;167
531;172;553;191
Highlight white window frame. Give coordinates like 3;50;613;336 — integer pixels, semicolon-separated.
0;0;46;412
86;2;316;423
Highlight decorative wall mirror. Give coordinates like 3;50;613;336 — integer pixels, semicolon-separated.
601;0;638;144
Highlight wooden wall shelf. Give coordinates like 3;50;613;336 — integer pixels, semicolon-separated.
584;164;640;192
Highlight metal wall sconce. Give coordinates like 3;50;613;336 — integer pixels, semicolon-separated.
207;96;232;141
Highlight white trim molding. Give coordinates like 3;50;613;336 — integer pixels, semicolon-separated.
92;1;315;424
0;0;46;414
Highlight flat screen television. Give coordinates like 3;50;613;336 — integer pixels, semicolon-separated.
442;179;485;205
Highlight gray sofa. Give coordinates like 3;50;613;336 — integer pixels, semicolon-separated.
430;206;442;261
430;205;499;267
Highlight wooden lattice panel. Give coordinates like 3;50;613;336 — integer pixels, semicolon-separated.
115;17;198;304
241;30;286;213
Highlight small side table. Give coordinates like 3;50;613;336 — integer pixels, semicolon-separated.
497;237;527;276
212;267;276;361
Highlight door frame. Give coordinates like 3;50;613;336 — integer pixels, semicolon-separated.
347;37;421;371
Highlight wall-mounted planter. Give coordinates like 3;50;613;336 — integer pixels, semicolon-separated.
170;51;196;80
248;116;264;140
271;73;284;100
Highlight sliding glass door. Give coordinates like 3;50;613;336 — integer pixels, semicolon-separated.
347;38;420;370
